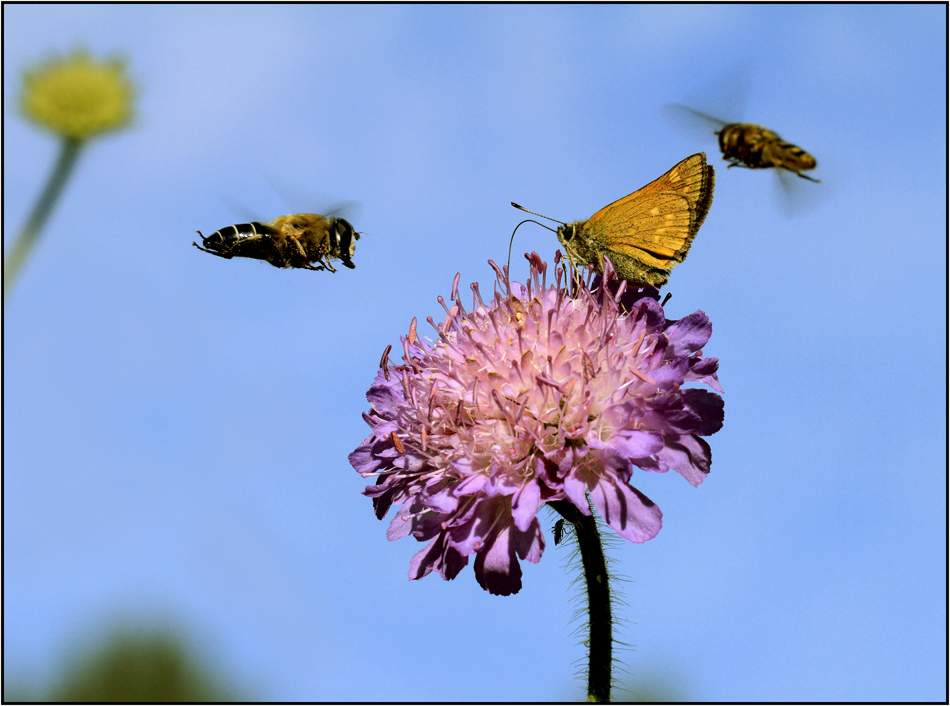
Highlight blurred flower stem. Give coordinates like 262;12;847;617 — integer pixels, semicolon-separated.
550;499;613;703
4;137;84;298
6;50;134;300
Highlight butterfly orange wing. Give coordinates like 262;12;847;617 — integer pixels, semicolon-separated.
583;153;714;282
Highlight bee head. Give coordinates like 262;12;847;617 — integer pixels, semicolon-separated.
331;218;359;269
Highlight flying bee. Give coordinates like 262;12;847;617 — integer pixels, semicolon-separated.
193;213;360;272
718;122;819;182
665;105;820;183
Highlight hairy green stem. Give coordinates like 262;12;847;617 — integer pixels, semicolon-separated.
550;499;612;702
5;137;84;300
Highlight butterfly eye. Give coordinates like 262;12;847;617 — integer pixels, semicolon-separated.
560;225;574;242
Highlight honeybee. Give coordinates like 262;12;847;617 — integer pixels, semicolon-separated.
513;153;714;288
193;213;360;272
666;105;819;182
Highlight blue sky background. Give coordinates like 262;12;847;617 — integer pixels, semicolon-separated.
3;5;946;701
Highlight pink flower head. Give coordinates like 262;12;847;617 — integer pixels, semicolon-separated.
350;254;724;596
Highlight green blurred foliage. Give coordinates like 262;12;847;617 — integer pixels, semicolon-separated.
8;624;247;703
614;672;691;702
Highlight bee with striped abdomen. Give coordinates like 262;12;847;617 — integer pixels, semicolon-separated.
717;122;818;182
193;213;360;272
665;105;819;183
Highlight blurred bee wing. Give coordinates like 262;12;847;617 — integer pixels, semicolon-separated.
773;166;831;219
261;173;361;224
323;200;362;223
219;196;260;224
663;103;729;143
664;59;754;128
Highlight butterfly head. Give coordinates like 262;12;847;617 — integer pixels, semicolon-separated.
555;222;577;249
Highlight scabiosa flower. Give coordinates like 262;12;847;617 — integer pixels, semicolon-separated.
350;254;723;596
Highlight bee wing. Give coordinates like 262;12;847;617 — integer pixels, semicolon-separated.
663;104;730;143
323;201;361;222
772;168;828;219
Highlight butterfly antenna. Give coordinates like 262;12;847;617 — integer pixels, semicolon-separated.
507;218;555;279
511;202;567;227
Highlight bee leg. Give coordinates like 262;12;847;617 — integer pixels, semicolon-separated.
796;172;821;183
263;239;293;268
289;236;309;260
297;257;328;272
305;260;335;273
192;241;233;259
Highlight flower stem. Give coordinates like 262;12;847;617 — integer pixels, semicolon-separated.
550;499;612;702
4;137;84;300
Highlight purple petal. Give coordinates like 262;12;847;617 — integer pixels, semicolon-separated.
455;473;489;496
601;428;665;459
386;506;414;540
681;388;724;435
656;434;712;487
512;480;541;531
686;356;723;392
516;518;545;563
348;442;383;476
589;478;662;543
562;473;593;511
665;311;712;357
409;534;468;582
473;525;523;596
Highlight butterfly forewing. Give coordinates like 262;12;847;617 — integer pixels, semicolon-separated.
580;153;714;285
644;153;715;230
596;192;694;261
550;153;714;288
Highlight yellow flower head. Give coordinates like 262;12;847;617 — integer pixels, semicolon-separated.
20;51;135;140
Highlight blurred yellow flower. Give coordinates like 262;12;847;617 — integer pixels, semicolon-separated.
20;51;134;140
